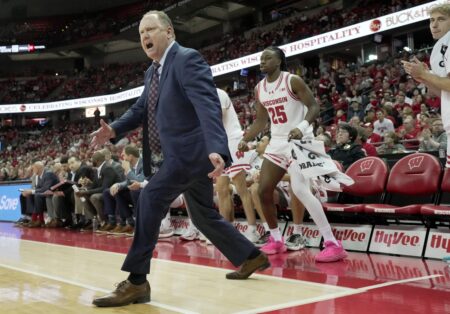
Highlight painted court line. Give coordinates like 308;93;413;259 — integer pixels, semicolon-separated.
17;238;352;291
7;238;444;314
357;274;443;291
233;289;363;314
234;274;444;314
0;262;198;314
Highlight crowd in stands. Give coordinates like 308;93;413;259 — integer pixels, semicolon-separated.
1;46;448;182
0;0;179;47
199;0;427;65
0;0;447;242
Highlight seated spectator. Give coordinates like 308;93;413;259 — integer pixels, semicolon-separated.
347;100;365;122
376;131;406;155
364;123;382;146
21;161;59;228
74;150;122;230
419;118;447;153
356;127;377;157
348;116;362;128
100;145;143;234
397;117;420;150
373;109;395;138
328;123;366;169
334;109;347;125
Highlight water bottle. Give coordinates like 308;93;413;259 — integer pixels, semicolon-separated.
92;217;98;232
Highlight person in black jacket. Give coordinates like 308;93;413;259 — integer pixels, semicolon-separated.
328;123;366;169
75;150;121;230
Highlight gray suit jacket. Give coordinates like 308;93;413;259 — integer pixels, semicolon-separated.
118;158;145;189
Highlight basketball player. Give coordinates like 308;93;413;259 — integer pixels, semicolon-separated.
216;88;259;242
238;46;347;262
248;136;308;250
402;4;450;168
180;89;259;242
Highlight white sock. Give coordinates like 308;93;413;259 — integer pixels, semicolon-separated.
289;170;338;245
269;227;282;242
263;222;269;232
293;224;303;235
320;225;338;245
248;224;256;233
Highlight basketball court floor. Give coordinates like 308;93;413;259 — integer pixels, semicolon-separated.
0;221;448;313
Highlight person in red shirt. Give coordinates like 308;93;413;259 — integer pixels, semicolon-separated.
397;117;420;150
364;123;382;146
426;95;440;111
357;126;377;156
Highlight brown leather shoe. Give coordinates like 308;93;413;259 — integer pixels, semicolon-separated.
99;223;116;233
122;225;134;235
27;220;44;228
45;219;58;228
108;225;126;234
92;280;150;307
226;252;270;280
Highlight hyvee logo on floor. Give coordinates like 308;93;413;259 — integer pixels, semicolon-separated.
0;195;19;210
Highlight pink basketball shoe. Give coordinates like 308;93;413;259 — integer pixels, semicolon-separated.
315;240;348;263
261;236;287;255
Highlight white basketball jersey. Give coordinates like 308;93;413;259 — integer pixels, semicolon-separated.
430;30;450;152
256;71;312;139
217;88;242;140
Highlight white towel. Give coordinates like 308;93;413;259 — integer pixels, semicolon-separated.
287;139;354;193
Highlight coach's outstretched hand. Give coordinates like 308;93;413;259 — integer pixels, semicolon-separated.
208;153;225;178
90;119;116;148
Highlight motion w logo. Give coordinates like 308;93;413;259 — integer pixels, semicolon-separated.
407;156;424;170
360;159;374;172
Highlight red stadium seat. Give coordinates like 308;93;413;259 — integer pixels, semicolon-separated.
323;157;388;213
365;153;442;215
421;168;450;215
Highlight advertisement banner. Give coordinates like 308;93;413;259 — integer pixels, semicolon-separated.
170;216;190;235
235;218;287;237
0;183;31;222
331;223;372;252
285;222;322;248
369;225;427;257
424;228;450;259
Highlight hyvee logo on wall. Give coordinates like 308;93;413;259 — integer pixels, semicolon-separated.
430;234;450;253
370;19;381;32
425;229;450;259
333;228;366;242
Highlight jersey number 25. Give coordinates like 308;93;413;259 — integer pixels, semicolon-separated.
268;105;287;124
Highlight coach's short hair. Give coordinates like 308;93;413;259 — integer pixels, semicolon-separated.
143;10;174;29
429;4;450;17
